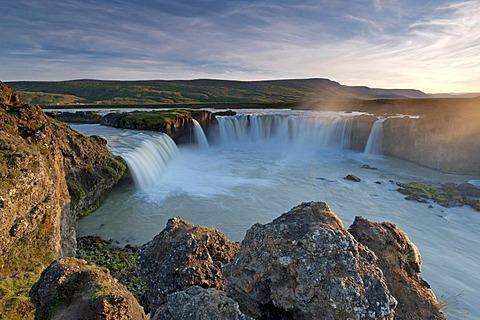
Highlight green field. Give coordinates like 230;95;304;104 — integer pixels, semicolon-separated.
7;78;428;107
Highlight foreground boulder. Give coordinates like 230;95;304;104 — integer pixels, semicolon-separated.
224;202;397;319
153;286;252;320
137;217;240;315
30;257;148;320
349;216;445;320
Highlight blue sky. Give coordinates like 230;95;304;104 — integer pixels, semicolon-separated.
1;0;479;92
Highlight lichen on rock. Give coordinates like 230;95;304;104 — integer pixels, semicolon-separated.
152;286;252;320
137;217;240;316
30;257;148;320
349;216;446;320
223;201;397;319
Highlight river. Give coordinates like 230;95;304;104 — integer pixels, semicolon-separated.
72;109;479;319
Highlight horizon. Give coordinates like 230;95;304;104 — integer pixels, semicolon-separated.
2;1;480;93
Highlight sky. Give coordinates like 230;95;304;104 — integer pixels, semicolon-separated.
1;0;479;93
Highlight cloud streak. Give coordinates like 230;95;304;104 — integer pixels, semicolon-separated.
1;0;479;92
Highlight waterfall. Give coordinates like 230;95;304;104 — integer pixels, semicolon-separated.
122;133;179;190
192;119;209;149
364;118;386;155
216;113;353;148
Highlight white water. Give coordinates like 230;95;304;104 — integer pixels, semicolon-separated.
192;119;209;149
70;124;178;191
72;111;480;319
364;117;386;154
216;111;354;148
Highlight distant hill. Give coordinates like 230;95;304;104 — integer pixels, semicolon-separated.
7;78;431;106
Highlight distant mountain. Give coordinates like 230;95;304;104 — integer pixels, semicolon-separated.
6;78;434;106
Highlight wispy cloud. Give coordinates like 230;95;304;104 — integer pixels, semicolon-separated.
1;0;478;92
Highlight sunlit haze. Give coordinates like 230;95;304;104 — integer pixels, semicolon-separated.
1;0;480;93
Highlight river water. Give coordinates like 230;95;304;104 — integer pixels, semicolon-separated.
73;109;479;319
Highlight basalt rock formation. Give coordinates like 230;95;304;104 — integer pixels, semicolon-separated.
0;81;125;277
101;109;216;144
349;216;445;320
137;217;240;316
224;202;397;319
383;114;480;175
30;257;148;320
47;111;103;124
152;286;252;320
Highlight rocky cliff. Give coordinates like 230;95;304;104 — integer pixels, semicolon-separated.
101;109;216;144
0;81;125;278
383;114;480;174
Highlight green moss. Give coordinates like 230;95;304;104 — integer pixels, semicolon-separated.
76;237;145;299
66;179;86;200
398;181;480;211
124;109;192;128
0;271;40;320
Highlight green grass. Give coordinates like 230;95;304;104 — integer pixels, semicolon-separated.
124;109;192;127
0;271;39;320
7;78;373;106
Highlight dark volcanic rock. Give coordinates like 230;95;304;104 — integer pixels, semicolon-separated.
224;202;397;319
349;216;445;320
47;111;103;124
137;217;240;315
152;286;252;320
214;110;237;116
345;174;361;182
101;109;216;144
30;257;148;320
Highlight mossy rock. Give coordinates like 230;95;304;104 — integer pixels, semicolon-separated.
398;181;480;211
0;271;39;320
76;236;145;299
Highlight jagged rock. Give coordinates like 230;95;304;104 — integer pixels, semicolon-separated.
349;216;445;320
345;174;361;182
224;202;397;319
137;217;240;315
0;82;126;277
30;257;148;320
0;81;21;106
152;286;252;320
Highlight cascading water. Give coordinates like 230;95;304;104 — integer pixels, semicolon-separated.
216;112;353;149
74;111;480;320
192;119;209;149
364;118;386;155
70;123;179;191
121;134;179;190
